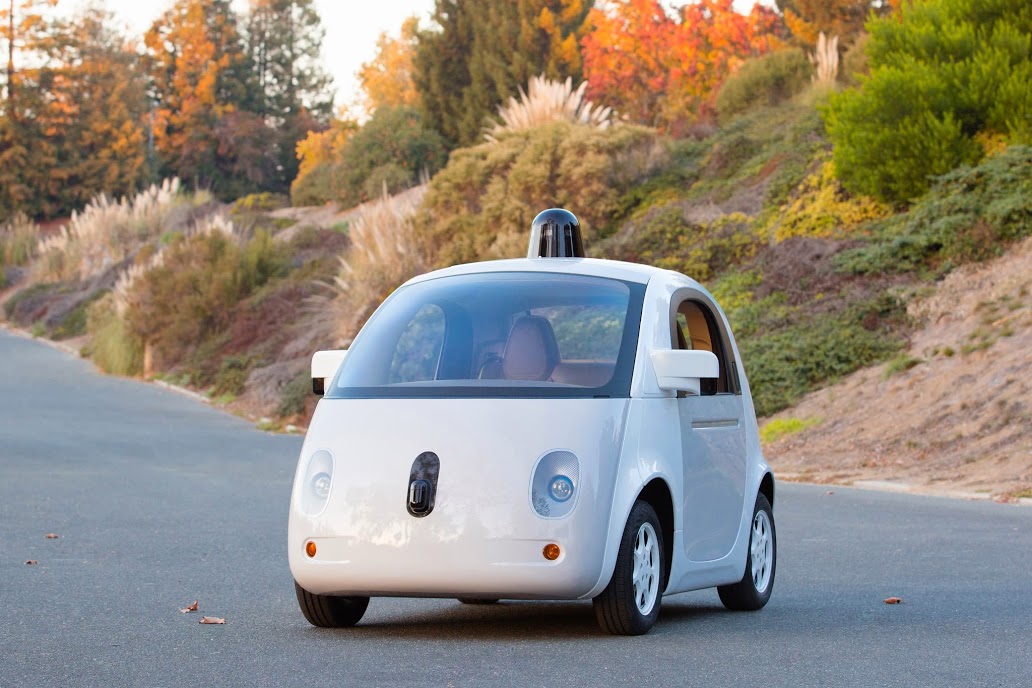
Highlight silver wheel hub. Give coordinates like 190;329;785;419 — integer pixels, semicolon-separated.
632;522;660;615
750;510;773;594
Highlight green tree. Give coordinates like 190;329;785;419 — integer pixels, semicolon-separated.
414;0;591;149
824;0;1032;205
245;0;332;189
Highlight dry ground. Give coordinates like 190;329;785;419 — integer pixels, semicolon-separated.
763;237;1032;500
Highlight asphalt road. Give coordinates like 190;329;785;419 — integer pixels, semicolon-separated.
2;328;1030;688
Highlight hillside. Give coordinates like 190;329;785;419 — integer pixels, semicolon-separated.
763;237;1032;500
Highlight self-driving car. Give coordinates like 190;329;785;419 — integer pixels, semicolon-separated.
288;209;775;635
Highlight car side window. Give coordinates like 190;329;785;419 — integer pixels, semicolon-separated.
388;304;446;383
674;300;736;395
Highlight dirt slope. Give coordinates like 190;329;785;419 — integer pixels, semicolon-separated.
763;238;1032;499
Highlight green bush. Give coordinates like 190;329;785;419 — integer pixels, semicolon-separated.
124;229;288;369
739;296;906;417
337;106;446;206
86;295;144;376
414;121;660;268
715;49;813;120
0;214;39;267
277;370;312;418
836;145;1032;274
823;0;1032;205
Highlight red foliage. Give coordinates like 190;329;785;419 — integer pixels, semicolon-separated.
581;0;784;132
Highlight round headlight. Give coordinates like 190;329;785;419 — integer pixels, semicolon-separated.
312;472;331;499
548;475;574;502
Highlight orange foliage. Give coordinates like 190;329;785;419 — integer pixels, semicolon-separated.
358;16;420;112
581;0;783;132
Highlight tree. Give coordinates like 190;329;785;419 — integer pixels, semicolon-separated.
359;15;421;112
0;0;56;107
245;0;332;189
824;0;1032;204
414;0;591;149
775;0;892;47
581;0;780;130
145;0;254;194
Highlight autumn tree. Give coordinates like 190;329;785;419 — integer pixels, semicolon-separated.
414;0;591;149
581;0;781;131
359;15;420;112
145;0;254;194
41;7;150;213
775;0;892;47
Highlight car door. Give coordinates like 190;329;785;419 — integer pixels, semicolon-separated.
674;298;748;563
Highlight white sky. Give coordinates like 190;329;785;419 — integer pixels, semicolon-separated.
75;0;762;114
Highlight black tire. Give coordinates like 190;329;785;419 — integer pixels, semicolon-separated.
593;500;666;635
718;492;776;611
294;580;370;627
457;598;500;604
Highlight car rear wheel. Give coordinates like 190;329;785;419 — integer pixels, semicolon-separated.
593;500;665;635
294;580;370;627
717;492;776;611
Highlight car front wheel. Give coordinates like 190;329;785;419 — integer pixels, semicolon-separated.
593;500;665;635
294;581;370;627
717;492;776;611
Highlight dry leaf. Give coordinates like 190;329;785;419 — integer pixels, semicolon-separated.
45;533;59;539
180;601;199;613
825;491;835;495
25;560;38;565
884;597;902;604
199;616;226;625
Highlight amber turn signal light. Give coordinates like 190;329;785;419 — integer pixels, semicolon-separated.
542;543;560;561
305;541;317;558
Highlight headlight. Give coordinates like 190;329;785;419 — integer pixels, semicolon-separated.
300;449;334;516
531;450;580;518
548;475;574;502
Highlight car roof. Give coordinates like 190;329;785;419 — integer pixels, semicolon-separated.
403;257;698;290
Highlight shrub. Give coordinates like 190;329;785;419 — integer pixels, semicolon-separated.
823;0;1032;205
715;49;813;120
739;296;906;417
414;121;660;269
836;145;1032;274
759;417;822;444
86;294;144;376
123;227;288;369
0;214;39;267
767;159;889;241
335;106;446;207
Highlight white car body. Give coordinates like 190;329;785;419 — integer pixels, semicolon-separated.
288;256;774;607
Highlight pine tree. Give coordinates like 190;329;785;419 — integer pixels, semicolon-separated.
414;0;592;149
245;0;333;191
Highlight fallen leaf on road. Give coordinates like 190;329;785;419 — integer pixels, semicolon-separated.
825;491;835;495
25;560;38;565
180;601;199;613
884;597;902;604
199;616;226;625
45;533;59;539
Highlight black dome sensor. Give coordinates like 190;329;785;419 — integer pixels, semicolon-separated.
528;208;584;259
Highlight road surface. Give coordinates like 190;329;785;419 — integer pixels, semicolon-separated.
1;328;1030;687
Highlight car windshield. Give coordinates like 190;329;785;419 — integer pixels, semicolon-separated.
327;271;645;399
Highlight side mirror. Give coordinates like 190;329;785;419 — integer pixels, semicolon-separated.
311;350;347;396
650;349;719;395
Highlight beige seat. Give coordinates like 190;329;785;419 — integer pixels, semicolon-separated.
499;315;560;381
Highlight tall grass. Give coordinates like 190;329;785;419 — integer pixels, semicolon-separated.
331;189;427;341
0;214;40;268
484;75;612;142
33;178;200;283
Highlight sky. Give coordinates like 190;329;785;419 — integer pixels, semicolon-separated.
76;0;762;114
